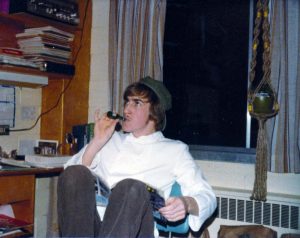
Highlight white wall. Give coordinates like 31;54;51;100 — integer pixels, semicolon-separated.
197;160;300;198
198;160;300;237
0;87;41;153
88;0;111;122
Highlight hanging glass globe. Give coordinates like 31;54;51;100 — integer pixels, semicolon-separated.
252;87;275;114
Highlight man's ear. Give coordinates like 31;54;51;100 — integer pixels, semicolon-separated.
147;118;157;130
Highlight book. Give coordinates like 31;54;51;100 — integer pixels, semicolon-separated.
18;41;71;52
20;46;71;59
16;35;73;46
0;54;39;69
146;185;165;211
24;26;74;38
0;48;23;57
0;214;31;235
86;123;95;143
24;54;69;64
92;171;165;214
16;32;73;42
24;155;71;168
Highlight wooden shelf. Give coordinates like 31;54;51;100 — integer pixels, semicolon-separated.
0;12;79;33
0;64;73;79
0;64;45;77
0;65;72;88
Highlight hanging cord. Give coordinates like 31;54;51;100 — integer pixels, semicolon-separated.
250;0;270;202
248;0;279;202
248;0;263;100
10;0;90;133
248;0;279;118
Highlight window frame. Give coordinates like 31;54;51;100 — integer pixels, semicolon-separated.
164;0;256;161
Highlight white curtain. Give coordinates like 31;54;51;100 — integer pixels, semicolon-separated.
109;0;167;113
267;0;300;173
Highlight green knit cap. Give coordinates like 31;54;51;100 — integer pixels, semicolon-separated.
140;76;172;111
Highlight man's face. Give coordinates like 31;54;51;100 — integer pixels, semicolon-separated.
122;96;156;137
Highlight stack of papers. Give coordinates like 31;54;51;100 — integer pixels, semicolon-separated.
0;54;39;68
25;155;71;168
0;214;32;236
0;155;71;168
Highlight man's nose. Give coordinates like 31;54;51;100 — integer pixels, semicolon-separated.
123;103;131;114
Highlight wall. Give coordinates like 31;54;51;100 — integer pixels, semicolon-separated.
197;160;300;198
0;87;41;153
88;0;111;122
197;160;300;237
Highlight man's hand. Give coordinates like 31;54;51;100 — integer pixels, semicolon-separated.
82;110;119;166
93;110;119;144
158;196;199;222
158;197;187;222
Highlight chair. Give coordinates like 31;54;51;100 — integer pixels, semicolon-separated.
154;182;189;236
218;225;277;238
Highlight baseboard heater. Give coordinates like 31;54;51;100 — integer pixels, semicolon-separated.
216;195;300;230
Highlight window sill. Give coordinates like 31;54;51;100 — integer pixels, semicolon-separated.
189;145;256;164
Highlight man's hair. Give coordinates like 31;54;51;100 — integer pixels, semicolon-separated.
123;82;166;131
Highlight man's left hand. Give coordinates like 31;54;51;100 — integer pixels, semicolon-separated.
158;197;187;222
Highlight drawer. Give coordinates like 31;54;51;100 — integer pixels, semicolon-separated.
0;175;35;204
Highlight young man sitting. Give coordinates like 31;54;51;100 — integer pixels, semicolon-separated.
57;76;217;237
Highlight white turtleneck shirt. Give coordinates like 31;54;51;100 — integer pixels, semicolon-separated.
65;131;216;232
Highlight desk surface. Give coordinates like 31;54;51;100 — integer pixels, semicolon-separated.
0;165;63;176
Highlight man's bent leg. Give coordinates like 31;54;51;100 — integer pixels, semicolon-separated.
101;179;154;238
57;165;101;237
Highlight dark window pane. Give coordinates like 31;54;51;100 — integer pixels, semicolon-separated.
163;0;256;147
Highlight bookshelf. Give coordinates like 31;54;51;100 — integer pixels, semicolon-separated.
0;13;75;87
0;0;91;154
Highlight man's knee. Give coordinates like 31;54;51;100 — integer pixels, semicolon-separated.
114;179;149;199
59;165;93;188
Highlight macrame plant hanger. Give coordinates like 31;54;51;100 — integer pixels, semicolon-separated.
248;0;279;201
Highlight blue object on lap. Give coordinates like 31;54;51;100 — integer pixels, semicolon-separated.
154;182;189;234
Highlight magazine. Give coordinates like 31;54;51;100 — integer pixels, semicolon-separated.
93;173;166;221
0;214;31;235
146;185;167;223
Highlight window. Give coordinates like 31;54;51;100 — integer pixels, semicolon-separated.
163;0;258;148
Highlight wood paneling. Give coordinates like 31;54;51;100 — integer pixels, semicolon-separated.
0;175;35;225
40;0;92;154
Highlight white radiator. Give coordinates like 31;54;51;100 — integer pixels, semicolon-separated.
207;188;300;238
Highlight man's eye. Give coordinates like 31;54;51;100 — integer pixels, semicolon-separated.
135;101;143;106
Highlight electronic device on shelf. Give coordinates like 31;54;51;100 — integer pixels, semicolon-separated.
9;0;79;25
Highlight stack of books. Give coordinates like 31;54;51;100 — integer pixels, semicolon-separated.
0;47;39;69
16;26;75;75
